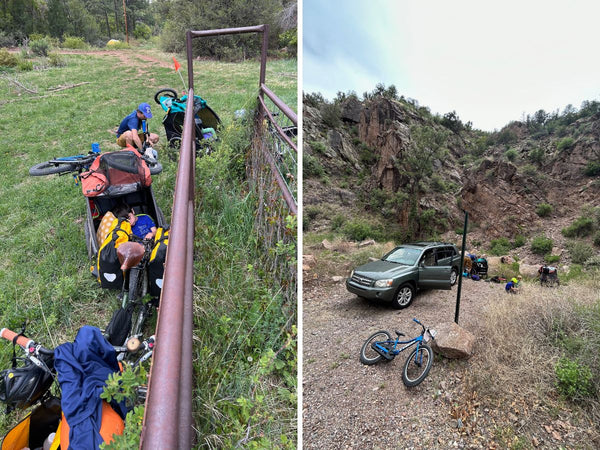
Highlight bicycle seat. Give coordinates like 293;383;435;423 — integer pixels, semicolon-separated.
395;331;405;337
117;242;145;270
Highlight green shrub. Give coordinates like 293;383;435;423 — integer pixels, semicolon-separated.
584;161;600;176
320;103;341;128
489;237;511;256
48;52;66;67
17;60;33;71
594;231;600;247
569;241;595;264
0;48;18;67
545;254;560;264
504;148;518;161
521;164;538;176
310;141;327;154
342;219;376;242
531;235;553;255
331;214;346;231
528;147;544;164
512;235;526;248
536;203;553;217
30;37;50;56
134;23;152;40
562;216;594;238
62;35;87;49
0;32;15;47
557;137;574;151
555;357;594;400
303;154;324;178
584;255;600;267
305;206;321;221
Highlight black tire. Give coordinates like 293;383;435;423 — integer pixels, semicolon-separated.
154;88;178;104
359;330;391;365
392;283;415;309
168;136;182;149
402;344;433;387
128;268;144;304
148;161;163;175
155;206;167;228
450;268;458;286
29;160;76;176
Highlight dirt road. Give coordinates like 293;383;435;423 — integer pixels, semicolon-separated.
302;276;510;449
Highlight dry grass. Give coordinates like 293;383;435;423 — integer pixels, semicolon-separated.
467;279;600;442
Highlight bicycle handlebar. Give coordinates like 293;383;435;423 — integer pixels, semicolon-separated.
0;328;34;349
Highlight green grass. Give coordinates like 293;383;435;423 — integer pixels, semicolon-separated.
0;47;297;443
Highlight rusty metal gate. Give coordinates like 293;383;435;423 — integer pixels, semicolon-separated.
140;25;296;448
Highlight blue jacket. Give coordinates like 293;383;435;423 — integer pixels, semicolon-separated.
54;326;127;449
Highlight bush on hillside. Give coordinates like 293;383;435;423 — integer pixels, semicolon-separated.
562;216;594;238
555;357;594;400
504;148;518;161
303;154;324;178
531;235;553;255
342;219;377;242
557;137;575;151
569;241;594;264
536;203;553;217
513;235;526;248
320;103;341;128
584;161;600;176
489;237;511;256
134;23;152;40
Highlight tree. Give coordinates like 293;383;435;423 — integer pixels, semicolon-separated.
398;126;449;235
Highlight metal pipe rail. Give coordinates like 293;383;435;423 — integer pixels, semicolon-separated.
141;23;297;448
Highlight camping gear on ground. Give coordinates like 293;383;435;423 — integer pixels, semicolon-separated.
96;218;132;290
539;265;559;286
147;227;169;298
472;257;488;279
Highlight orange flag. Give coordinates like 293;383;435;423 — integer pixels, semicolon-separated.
173;57;181;72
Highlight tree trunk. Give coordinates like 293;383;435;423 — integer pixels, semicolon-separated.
113;0;120;33
104;9;111;38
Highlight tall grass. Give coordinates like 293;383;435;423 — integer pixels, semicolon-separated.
192;123;297;448
466;280;600;444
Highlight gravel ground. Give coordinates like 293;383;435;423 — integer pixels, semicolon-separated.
302;276;597;449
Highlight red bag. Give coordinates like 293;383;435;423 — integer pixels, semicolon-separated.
81;146;151;197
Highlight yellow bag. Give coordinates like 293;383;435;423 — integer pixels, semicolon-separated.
96;218;132;289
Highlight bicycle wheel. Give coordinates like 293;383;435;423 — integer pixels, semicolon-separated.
154;88;178;104
402;344;433;387
29;160;76;176
359;330;391;365
128;267;145;304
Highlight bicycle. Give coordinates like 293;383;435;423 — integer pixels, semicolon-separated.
0;326;154;448
359;318;437;387
104;236;159;346
29;142;163;177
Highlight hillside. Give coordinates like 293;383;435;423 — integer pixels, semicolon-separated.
303;91;600;268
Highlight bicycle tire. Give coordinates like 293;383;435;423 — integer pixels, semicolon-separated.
154;88;178;104
402;344;433;387
359;330;391;365
29;160;77;176
148;161;163;175
128;267;144;304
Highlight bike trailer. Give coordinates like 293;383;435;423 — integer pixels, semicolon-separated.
155;89;221;148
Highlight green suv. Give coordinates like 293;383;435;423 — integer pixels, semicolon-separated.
346;242;461;309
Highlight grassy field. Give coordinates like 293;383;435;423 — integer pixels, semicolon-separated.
0;47;297;445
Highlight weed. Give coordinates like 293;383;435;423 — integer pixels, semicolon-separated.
555;358;594;400
531;235;553;255
536;203;553;217
562;216;594;238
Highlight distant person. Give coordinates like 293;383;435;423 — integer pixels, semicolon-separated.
505;277;521;294
116;102;159;150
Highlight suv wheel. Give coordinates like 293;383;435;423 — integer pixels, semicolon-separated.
450;268;458;286
392;284;414;309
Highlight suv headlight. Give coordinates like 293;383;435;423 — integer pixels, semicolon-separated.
374;279;393;288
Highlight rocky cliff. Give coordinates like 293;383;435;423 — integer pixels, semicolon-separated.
303;93;600;265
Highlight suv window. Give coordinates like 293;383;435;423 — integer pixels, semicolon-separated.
422;249;436;266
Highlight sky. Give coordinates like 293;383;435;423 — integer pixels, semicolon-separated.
302;1;600;131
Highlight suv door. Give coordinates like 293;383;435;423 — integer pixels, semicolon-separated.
418;248;452;290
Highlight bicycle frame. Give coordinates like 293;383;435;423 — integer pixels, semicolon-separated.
373;334;423;359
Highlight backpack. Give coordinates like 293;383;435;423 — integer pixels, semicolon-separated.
96;218;131;289
147;227;169;298
80;147;152;197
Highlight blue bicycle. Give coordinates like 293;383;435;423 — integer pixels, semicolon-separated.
29;151;98;176
359;318;437;387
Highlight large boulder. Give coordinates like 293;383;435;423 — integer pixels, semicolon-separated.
431;322;475;359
